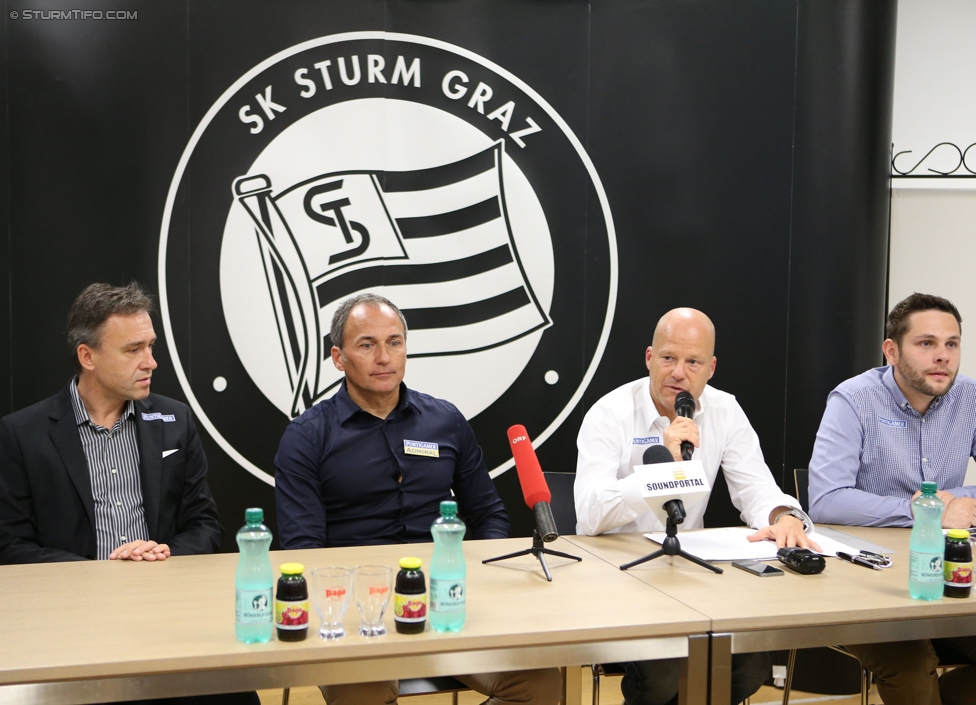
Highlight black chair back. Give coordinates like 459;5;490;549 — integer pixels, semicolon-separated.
543;471;578;536
794;468;810;512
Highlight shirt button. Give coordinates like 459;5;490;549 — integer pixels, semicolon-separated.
922;458;928;463
116;501;122;507
111;468;117;474
120;535;127;541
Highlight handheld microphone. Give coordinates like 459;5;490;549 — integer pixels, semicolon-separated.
507;425;558;542
673;391;696;461
641;444;686;525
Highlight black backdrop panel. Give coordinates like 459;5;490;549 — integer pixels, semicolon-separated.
1;0;895;548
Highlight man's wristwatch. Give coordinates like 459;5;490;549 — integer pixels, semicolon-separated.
772;508;811;533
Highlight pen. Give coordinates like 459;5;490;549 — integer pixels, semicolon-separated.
836;552;883;570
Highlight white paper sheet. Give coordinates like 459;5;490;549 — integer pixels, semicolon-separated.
643;526;864;561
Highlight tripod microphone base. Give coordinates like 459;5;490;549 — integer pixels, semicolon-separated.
618;519;723;574
483;529;583;582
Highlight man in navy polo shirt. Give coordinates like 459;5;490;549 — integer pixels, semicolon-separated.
275;292;559;705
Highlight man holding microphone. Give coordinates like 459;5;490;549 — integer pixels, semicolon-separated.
575;307;817;705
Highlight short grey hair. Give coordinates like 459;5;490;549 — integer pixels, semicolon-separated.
330;293;408;350
67;282;155;371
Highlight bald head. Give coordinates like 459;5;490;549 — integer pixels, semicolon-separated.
652;308;716;356
646;308;717;420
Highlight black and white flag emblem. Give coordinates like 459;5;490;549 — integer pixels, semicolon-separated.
234;140;551;417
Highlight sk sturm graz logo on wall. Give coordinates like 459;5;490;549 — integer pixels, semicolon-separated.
159;33;617;485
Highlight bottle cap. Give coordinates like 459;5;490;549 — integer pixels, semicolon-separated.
920;481;938;495
245;507;264;524
280;562;304;575
947;529;971;541
399;557;423;570
439;500;458;517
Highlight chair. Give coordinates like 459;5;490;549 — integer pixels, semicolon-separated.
544;471;580;536
793;468;809;512
282;676;470;704
781;469;868;705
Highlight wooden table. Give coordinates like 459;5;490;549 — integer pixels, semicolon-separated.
566;526;976;705
0;537;710;705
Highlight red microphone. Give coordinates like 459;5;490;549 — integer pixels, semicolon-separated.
507;425;558;542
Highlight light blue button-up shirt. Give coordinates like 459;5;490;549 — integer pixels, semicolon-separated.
809;366;976;527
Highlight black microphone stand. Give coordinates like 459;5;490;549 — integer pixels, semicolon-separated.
619;499;723;574
483;529;582;582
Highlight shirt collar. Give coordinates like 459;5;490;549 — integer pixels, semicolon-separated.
335;381;418;424
69;376;135;428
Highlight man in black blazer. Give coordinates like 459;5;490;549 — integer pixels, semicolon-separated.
0;388;221;563
0;283;259;705
0;282;222;564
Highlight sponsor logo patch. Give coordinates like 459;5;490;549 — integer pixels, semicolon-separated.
404;440;440;458
632;436;661;445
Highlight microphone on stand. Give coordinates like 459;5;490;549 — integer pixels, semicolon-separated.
482;424;583;581
509;425;558;542
673;391;697;461
643;444;686;526
618;439;722;574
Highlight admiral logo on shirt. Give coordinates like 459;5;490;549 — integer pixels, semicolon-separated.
404;440;440;458
878;416;907;429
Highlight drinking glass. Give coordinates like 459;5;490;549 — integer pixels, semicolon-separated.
310;567;352;640
353;565;393;637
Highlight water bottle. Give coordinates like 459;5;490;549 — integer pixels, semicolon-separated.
235;507;274;642
429;501;466;632
909;482;945;601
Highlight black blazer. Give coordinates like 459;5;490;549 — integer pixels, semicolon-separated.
0;384;222;564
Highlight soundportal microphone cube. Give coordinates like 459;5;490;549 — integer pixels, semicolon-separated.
636;459;711;527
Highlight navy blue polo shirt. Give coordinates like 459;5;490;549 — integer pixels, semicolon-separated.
274;382;509;548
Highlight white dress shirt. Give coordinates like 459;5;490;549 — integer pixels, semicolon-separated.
575;378;805;535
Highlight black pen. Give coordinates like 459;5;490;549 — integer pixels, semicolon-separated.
836;552;883;570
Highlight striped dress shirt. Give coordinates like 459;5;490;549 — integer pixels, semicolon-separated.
69;379;150;559
809;366;976;527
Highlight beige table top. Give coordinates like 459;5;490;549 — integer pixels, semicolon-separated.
0;537;710;704
565;526;976;652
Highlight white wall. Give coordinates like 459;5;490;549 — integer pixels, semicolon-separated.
891;0;976;187
888;2;976;483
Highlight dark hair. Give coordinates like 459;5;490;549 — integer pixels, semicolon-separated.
886;293;962;346
330;293;407;350
67;282;155;370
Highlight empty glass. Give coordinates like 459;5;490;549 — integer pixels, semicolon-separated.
353;565;393;637
310;567;352;640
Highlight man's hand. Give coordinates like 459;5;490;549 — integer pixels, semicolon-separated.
109;540;171;561
748;515;822;551
912;489;957;506
662;417;699;462
941;497;976;529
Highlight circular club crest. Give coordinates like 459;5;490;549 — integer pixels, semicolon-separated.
159;32;617;485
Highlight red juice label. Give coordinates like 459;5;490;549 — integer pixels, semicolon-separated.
275;599;309;629
945;560;974;587
394;591;427;623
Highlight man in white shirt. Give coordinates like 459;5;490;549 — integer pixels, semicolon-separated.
575;307;817;705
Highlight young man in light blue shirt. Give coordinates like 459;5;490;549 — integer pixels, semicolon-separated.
809;292;976;705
